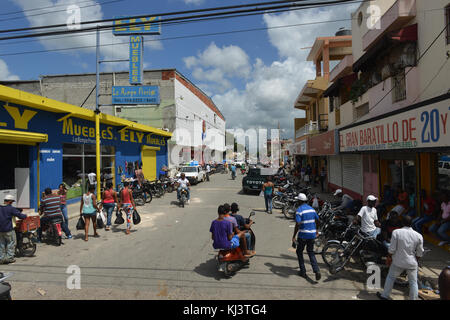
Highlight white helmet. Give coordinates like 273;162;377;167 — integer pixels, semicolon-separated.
295;193;308;201
4;194;15;202
333;189;343;196
367;195;378;201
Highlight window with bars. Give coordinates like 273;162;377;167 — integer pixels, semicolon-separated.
392;71;407;103
446;4;450;45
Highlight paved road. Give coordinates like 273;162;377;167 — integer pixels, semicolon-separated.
3;173;448;300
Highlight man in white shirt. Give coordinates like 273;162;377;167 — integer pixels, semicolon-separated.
377;215;424;300
353;195;381;238
206;164;211;181
176;173;191;203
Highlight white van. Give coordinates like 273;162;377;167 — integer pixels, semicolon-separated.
176;165;206;185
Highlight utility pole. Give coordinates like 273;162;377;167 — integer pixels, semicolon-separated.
95;26;101;201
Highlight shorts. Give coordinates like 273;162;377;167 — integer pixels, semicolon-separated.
230;235;240;249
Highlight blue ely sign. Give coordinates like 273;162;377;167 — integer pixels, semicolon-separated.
113;16;161;35
112;86;160;105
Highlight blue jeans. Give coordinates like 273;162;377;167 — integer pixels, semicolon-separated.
412;216;433;234
103;203;116;227
60;204;71;237
0;231;15;261
177;187;190;200
381;264;418;300
296;238;320;274
429;221;450;242
264;194;273;212
245;232;253;251
367;227;381;239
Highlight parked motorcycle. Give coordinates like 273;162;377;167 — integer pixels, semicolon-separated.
0;272;13;300
15;216;39;257
321;227;388;274
217;211;255;277
40;217;63;246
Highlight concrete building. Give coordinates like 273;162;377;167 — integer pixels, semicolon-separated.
323;0;450;205
1;69;226;169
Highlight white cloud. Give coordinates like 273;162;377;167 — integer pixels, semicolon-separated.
11;0;163;72
0;59;20;80
182;0;205;5
192;4;358;138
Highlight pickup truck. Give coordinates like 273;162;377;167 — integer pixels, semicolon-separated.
176;165;206;185
242;167;276;194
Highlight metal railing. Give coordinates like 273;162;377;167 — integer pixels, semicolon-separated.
295;121;319;139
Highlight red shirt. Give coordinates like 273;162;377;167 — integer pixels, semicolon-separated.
423;197;436;216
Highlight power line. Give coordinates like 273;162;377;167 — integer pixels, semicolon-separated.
0;0;359;37
0;17;353;57
0;0;124;24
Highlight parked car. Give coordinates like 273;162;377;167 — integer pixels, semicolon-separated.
176;165;206;185
242;167;274;194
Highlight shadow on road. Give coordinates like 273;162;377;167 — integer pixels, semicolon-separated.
264;262;319;284
192;258;224;281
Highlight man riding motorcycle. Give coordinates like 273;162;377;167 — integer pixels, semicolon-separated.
176;173;191;204
230;202;255;254
38;188;65;242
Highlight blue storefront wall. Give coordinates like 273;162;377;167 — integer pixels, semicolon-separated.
0;101;168;210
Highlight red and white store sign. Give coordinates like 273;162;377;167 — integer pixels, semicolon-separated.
340;99;450;152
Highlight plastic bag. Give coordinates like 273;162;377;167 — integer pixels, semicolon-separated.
132;209;141;225
76;216;85;230
312;197;319;209
114;210;125;225
96;211;104;229
99;208;106;224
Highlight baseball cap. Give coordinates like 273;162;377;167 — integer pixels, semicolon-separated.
4;195;15;202
295;193;308;201
367;195;378;201
333;189;343;196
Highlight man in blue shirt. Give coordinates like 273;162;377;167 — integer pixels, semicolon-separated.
0;195;27;264
231;164;237;179
292;193;321;280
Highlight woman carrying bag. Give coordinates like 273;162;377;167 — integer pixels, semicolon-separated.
119;181;136;235
80;185;100;241
102;182;118;231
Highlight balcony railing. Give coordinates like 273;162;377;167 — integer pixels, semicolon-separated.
295;121;319;139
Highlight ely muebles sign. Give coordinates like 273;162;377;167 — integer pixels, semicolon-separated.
340;98;450;152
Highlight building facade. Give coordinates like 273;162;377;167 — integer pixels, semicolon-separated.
0;85;171;210
1;69;226;169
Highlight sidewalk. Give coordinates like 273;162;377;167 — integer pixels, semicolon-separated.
311;184;450;289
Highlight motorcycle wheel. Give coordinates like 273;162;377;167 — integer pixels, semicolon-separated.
322;242;346;269
166;185;173;193
282;205;296;220
17;234;37;257
54;230;62;246
157;186;165;197
144;191;153;203
134;193;146;206
180;195;185;208
272;195;284;209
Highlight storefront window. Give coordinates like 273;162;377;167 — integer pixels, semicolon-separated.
438;153;450;192
63;143;115;200
387;159;416;192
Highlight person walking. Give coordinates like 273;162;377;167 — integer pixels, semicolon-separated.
102;182;118;231
80;185;100;241
262;176;275;214
292;193;321;280
319;167;327;192
429;191;450;246
206;163;211;181
0;195;27;264
58;184;72;239
118;181;136;235
377;216;424;300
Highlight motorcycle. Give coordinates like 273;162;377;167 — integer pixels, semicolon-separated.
15;216;39;257
321;227;388;274
40;217;63;246
217;211;255;277
0;272;13;300
179;188;188;208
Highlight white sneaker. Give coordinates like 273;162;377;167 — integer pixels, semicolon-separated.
187;200;190;204
438;241;448;246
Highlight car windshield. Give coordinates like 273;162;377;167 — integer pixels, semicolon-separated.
180;167;197;173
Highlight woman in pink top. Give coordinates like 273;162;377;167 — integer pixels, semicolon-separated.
429;191;450;246
119;181;136;235
102;182;118;231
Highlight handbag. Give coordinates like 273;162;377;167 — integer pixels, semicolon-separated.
76;216;85;230
132;208;141;225
114;209;125;225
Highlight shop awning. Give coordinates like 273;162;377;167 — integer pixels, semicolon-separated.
0;128;48;145
0;85;172;138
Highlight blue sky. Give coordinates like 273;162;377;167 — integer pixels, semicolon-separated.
0;0;359;138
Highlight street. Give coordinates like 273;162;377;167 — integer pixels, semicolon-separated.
3;173;448;300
